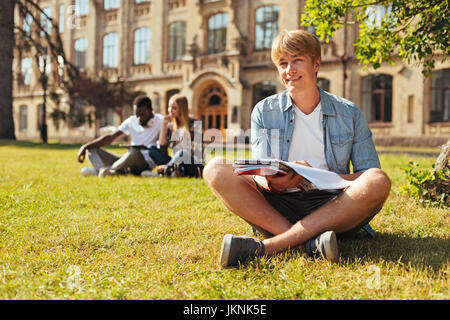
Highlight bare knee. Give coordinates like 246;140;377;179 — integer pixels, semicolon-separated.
203;157;232;183
361;168;391;202
203;157;233;188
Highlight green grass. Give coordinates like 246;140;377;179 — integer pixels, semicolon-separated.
0;141;448;299
375;146;442;154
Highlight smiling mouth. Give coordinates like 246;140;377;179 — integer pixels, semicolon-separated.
287;76;302;83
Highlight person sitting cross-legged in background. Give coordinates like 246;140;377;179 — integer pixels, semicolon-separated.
153;94;203;177
77;95;167;177
203;29;391;268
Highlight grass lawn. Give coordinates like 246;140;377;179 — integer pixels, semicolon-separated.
0;140;448;299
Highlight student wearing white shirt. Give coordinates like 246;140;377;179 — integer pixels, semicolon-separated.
203;30;391;267
77;95;165;177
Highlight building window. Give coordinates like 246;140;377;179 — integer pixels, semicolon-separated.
57;55;65;85
134;28;151;65
105;0;120;10
19;105;28;131
74;38;88;69
317;78;330;92
207;13;228;54
72;97;86;128
37;104;44;131
101;107;115;127
255;5;279;50
103;33;119;68
407;95;414;123
135;0;150;3
253;81;276;107
361;74;393;122
40;7;52;37
209;94;221;106
59;5;64;33
23;13;33;36
165;89;180;113
75;0;89;16
21;57;33;86
168;22;186;61
38;55;51;75
430;68;450;122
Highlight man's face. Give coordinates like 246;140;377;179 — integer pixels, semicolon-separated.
276;53;320;94
134;105;153;126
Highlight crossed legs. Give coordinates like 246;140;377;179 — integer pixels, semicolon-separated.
203;157;391;256
88;147;150;175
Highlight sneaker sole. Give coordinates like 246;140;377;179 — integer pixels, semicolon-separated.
322;231;339;263
219;234;233;267
81;168;98;176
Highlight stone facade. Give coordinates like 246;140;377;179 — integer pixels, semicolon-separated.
12;0;450;145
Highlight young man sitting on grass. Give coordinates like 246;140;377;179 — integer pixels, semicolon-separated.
203;30;391;267
77;95;166;177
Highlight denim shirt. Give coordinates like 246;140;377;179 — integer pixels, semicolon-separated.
251;88;380;174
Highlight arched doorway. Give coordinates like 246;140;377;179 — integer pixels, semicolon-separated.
198;82;228;138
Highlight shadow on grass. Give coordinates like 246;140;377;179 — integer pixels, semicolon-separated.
0;139;124;150
338;232;449;272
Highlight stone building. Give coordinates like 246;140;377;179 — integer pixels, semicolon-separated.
12;0;450;145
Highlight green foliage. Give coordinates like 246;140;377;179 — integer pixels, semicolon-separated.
401;161;450;207
302;0;450;77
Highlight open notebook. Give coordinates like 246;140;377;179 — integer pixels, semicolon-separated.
233;159;354;191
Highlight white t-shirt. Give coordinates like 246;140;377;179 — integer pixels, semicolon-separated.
287;102;328;170
118;114;164;165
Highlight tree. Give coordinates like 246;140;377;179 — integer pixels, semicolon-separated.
2;0;142;142
303;0;450;205
61;73;144;136
0;0;16;140
301;0;449;77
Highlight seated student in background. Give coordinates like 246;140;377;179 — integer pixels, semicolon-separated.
151;94;203;177
203;30;391;267
77;95;166;177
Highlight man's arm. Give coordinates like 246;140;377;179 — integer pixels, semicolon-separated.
77;130;125;163
351;108;381;172
338;171;363;181
250;102;268;159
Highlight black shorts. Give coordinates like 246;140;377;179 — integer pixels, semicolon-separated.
253;182;375;238
260;187;342;224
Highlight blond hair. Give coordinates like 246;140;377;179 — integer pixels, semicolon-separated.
271;29;321;65
169;94;190;130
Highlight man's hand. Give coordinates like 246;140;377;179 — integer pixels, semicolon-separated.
163;114;173;125
76;131;124;163
77;145;87;163
264;160;311;193
157;164;168;174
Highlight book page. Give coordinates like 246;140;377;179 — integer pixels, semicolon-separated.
280;161;354;190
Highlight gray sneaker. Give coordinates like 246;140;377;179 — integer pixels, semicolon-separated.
81;167;98;177
220;234;265;267
98;168;118;177
305;231;339;263
140;170;158;177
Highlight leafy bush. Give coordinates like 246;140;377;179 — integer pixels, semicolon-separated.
401;161;450;207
